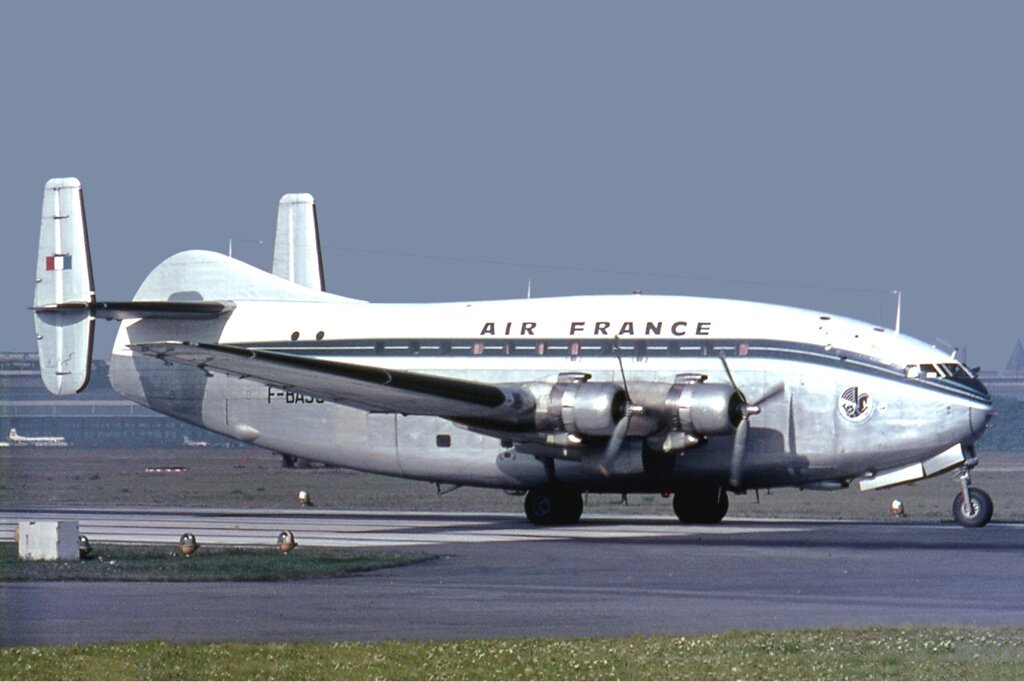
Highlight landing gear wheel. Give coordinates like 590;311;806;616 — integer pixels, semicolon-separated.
673;486;729;524
524;484;584;525
952;487;993;528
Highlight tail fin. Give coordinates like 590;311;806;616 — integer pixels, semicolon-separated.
272;193;325;291
33;177;95;395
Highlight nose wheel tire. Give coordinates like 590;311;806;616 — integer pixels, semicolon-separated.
952;487;993;528
524;484;584;525
673;486;729;524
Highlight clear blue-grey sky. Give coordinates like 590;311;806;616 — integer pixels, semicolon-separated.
2;2;1021;370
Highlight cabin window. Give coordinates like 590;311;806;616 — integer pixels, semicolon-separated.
436;434;452;448
290;331;300;341
315;331;325;341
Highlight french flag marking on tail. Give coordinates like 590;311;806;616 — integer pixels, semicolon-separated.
45;254;72;271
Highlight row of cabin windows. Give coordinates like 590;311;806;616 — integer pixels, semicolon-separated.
283;337;755;360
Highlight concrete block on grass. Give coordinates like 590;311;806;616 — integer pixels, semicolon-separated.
18;520;79;560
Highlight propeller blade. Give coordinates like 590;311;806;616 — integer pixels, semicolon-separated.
729;418;750;488
718;352;747;404
613;336;632;403
605;415;631;459
598;413;632;476
752;382;785;407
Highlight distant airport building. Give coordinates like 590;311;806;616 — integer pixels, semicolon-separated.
0;352;237;448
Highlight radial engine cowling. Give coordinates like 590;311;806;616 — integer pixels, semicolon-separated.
533;376;626;438
666;377;743;436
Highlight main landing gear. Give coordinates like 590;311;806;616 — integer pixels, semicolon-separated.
524;484;584;525
952;462;993;528
523;483;731;526
673;485;729;524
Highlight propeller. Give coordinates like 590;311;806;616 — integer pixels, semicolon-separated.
598;338;644;476
718;352;785;489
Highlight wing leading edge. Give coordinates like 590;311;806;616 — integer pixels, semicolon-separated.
130;341;535;422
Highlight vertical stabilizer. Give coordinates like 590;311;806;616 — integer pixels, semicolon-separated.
33;177;95;395
272;193;325;291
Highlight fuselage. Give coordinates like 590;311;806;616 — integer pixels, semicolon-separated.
109;284;992;493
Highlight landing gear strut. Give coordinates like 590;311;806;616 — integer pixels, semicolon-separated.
952;463;993;528
524;484;584;525
673;485;729;524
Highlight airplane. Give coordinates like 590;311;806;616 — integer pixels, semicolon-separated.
31;178;995;527
6;428;68;447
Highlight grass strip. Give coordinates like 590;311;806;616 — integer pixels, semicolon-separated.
2;627;1023;680
0;543;432;582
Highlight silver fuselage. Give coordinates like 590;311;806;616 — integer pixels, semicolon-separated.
108;274;992;494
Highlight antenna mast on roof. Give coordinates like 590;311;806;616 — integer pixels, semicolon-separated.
893;290;902;334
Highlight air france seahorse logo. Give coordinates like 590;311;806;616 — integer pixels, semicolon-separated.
839;386;873;422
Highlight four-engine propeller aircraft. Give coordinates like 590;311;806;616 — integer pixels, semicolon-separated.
4;428;68;447
32;178;995;526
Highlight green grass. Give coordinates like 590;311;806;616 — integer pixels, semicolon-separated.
0;543;432;582
2;628;1023;680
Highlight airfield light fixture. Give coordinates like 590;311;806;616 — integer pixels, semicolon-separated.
78;534;92;560
277;530;297;554
890;499;906;518
179;533;199;557
298;490;312;507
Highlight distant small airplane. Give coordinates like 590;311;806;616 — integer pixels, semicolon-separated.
6;428;68;447
30;178;996;527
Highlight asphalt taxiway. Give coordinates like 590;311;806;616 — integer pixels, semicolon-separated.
2;510;1023;646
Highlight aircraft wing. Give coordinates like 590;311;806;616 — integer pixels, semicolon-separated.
130;341;535;422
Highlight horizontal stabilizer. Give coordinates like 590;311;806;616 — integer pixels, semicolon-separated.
33;300;235;320
130;341;535;422
34;178;95;395
272;193;325;291
91;300;235;320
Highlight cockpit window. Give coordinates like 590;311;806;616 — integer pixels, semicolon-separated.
942;363;974;379
905;362;974;380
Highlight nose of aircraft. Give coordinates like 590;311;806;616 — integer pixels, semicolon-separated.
969;404;993;438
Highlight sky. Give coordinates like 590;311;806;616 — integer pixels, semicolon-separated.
2;2;1022;371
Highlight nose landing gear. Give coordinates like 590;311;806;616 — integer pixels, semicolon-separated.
952;458;993;528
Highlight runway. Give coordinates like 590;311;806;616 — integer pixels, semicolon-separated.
0;507;814;548
2;509;1024;646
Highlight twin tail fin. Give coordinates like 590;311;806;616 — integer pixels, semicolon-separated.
33;178;95;395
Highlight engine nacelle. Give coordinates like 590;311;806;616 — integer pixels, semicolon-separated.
531;373;626;438
665;374;742;436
